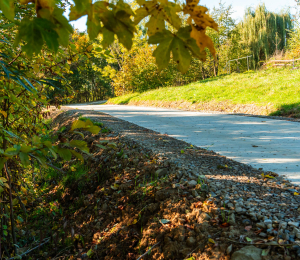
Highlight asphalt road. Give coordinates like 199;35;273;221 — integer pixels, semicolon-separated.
66;104;300;184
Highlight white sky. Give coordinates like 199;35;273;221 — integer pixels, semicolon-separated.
67;0;299;32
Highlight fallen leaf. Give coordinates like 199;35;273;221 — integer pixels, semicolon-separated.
294;192;300;196
267;236;275;241
262;248;270;256
245;237;252;242
208;238;215;244
254;229;262;235
264;175;275;179
160;219;170;224
245;225;252;231
226;244;232;254
220;222;230;228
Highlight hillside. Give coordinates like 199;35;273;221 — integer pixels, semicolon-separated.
108;68;300;117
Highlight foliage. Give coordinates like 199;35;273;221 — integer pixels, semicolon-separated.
110;2;248;95
237;4;293;68
0;0;218;73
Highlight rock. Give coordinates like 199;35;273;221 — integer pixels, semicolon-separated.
228;203;234;209
282;233;289;240
288;221;299;228
188;180;197;187
256;222;266;229
191;190;199;197
242;219;251;225
155;190;170;201
280;221;287;229
101;203;108;211
132;159;139;164
228;213;236;225
259;232;267;238
264;219;272;225
186;237;196;247
198;175;207;181
198;212;211;222
155;168;168;178
231;246;262;260
226;244;233;255
235;207;243;213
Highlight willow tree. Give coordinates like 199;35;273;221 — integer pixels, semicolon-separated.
237;4;293;68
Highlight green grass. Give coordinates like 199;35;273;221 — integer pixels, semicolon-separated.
108;68;300;117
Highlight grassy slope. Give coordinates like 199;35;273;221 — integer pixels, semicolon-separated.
108;68;300;116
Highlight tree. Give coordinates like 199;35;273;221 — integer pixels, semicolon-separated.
237;4;293;67
0;0;218;74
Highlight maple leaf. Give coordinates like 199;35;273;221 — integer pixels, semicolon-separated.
134;0;181;36
148;26;205;73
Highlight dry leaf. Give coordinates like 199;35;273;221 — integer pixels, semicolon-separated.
244;225;252;231
208;238;215;244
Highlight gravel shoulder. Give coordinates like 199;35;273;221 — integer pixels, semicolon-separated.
59;108;300;259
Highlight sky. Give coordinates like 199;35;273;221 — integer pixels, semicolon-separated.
68;0;298;32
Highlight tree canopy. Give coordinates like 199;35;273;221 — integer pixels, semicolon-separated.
0;0;219;73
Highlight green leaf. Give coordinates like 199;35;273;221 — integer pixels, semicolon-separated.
70;150;84;161
101;27;114;48
43;141;52;148
87;249;93;257
19;152;30;166
0;158;7;172
73;0;91;13
87;125;101;135
0;0;15;21
14;18;59;57
57;148;72;161
148;27;205;72
69;140;89;153
73;131;85;138
48;147;57;160
95;144;107;149
87;19;101;41
52;7;74;46
71;120;86;131
149;30;173;70
172;37;192;73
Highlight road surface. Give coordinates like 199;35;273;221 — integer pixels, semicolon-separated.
66;104;300;184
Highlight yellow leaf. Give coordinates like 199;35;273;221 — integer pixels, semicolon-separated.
128;219;138;226
265;175;275;179
86;45;93;52
208;238;215;244
294;192;299;196
0;111;7;118
190;24;216;58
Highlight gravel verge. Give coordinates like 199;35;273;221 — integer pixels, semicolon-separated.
60;108;300;259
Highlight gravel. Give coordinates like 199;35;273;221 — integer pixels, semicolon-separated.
62;108;300;253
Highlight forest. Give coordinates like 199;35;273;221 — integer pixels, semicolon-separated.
0;0;300;259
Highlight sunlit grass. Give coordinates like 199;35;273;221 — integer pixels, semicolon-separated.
108;68;300;116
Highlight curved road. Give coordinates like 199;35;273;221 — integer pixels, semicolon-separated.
67;104;300;184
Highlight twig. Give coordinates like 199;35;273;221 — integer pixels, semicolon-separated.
8;238;50;259
183;243;203;259
226;238;294;247
50;246;73;260
136;242;160;260
4;164;17;255
8;51;22;66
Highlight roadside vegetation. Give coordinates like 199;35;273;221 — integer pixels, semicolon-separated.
108;67;300;117
1;0;300;259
